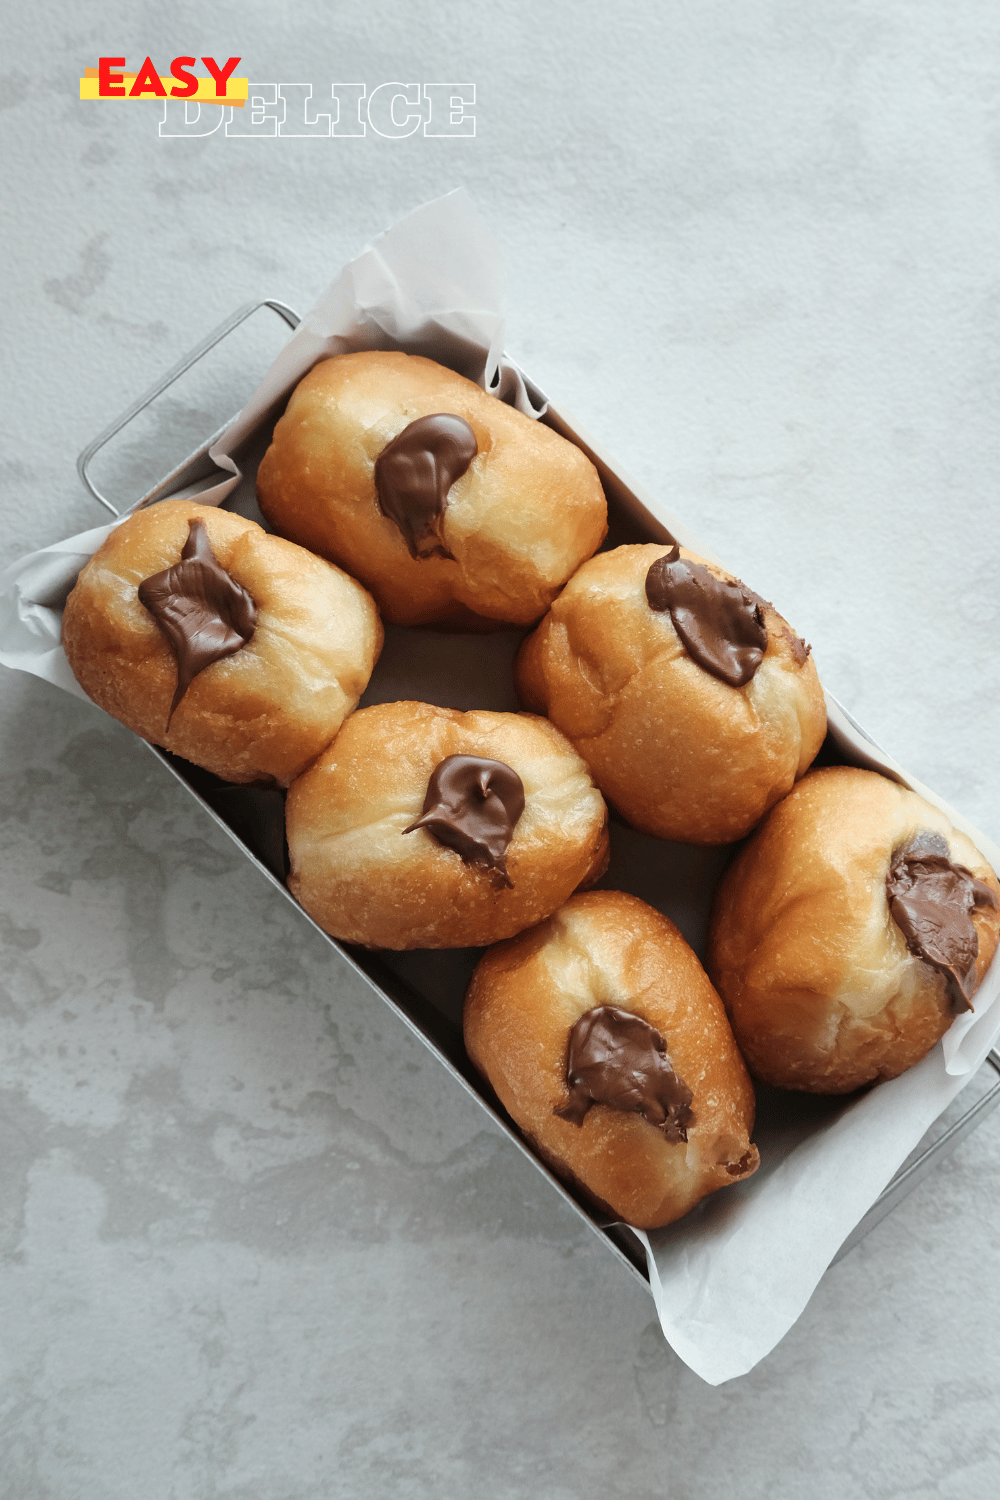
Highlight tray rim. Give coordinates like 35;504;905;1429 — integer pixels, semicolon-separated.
70;294;1000;1297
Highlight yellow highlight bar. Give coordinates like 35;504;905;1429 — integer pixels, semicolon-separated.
79;74;248;105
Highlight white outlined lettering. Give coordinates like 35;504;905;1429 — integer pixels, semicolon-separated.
155;83;477;141
278;84;331;136
159;100;228;136
423;84;475;137
331;83;366;137
225;82;282;136
366;81;421;138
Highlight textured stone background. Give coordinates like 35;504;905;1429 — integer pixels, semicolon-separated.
3;2;1000;1495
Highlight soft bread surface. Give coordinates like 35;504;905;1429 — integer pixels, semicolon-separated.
285;702;610;949
61;499;383;786
256;352;608;629
464;891;759;1229
707;767;1000;1093
515;543;827;844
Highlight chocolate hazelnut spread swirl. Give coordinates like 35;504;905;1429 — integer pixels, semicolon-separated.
645;544;768;688
403;754;525;887
138;519;257;724
886;833;999;1013
374;413;478;561
555;1004;694;1142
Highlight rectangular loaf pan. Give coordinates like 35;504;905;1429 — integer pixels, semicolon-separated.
6;194;1000;1381
75;294;1000;1291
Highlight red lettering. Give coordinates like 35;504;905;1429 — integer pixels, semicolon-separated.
201;56;240;98
128;56;166;98
169;56;198;99
98;56;126;97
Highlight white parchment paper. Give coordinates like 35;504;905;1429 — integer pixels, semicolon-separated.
634;698;1000;1383
1;188;998;1386
0;191;540;696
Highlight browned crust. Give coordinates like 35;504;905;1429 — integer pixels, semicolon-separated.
464;891;759;1229
285;702;610;950
256;352;608;629
706;767;1000;1092
514;543;827;845
61;499;383;786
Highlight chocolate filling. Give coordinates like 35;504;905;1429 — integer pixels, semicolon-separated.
645;543;768;687
138;519;257;724
374;413;478;560
886;833;999;1013
403;754;525;887
555;1004;694;1142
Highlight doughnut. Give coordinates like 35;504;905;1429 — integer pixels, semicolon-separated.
463;891;759;1229
255;351;608;629
706;767;1000;1093
515;542;827;844
285;701;610;949
61;499;383;786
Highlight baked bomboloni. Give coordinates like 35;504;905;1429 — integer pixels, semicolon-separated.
256;351;608;629
62;499;383;786
515;542;827;844
707;767;1000;1093
285;702;610;949
464;891;759;1229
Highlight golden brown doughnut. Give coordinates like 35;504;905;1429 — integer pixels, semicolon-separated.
464;891;759;1229
256;351;608;629
285;701;609;949
706;767;1000;1093
62;499;383;786
515;542;827;844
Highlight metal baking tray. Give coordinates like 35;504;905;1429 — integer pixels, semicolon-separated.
74;298;1000;1291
